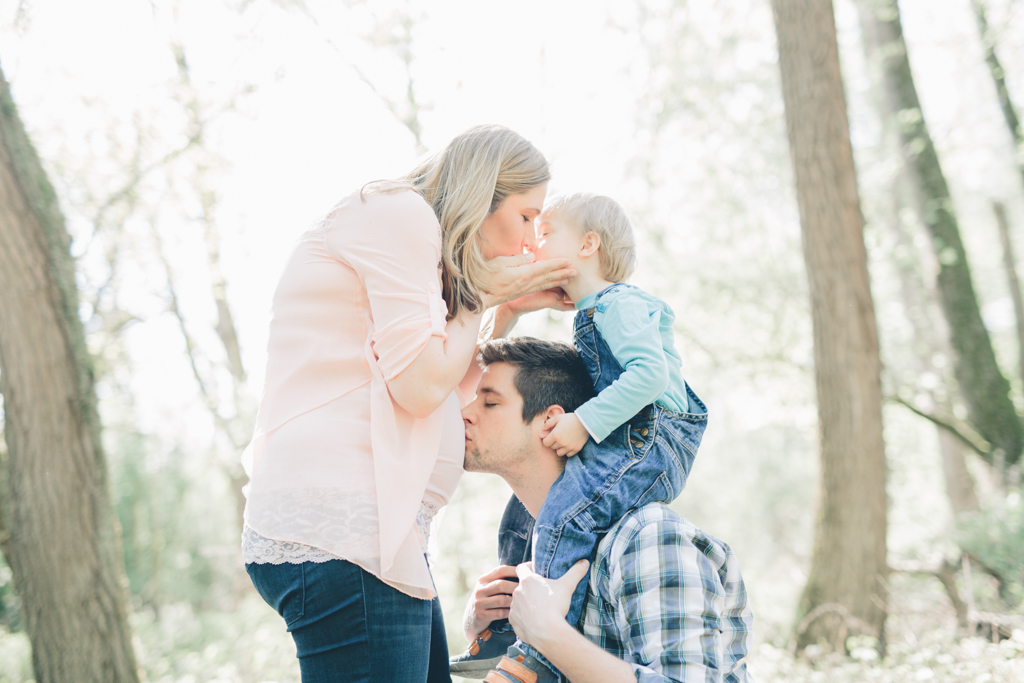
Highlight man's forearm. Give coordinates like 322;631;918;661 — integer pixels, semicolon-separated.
529;621;636;683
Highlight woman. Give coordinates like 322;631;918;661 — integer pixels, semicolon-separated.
241;125;573;682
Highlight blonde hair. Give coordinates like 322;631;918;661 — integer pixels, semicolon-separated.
544;193;637;282
364;125;550;319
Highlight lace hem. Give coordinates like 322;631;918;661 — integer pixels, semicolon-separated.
241;524;341;565
416;499;441;550
243;499;442;565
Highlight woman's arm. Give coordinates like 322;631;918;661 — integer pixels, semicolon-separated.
388;307;485;417
390;255;574;417
458;287;576;401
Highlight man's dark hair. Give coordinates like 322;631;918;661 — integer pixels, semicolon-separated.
478;337;596;423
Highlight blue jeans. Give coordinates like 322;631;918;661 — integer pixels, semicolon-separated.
517;284;708;675
246;558;451;683
485;495;535;636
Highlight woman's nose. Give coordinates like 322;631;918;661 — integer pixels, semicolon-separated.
522;225;538;251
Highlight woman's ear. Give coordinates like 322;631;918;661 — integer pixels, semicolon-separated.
579;231;601;258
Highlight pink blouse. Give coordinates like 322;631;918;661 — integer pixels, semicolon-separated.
241;188;464;599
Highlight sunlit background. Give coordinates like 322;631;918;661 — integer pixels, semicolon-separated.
1;0;1023;680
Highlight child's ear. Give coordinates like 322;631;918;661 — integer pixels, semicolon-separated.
579;232;601;258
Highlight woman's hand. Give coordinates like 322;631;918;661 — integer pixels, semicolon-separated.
508;560;590;649
504;287;575;316
463;565;520;641
480;254;575;310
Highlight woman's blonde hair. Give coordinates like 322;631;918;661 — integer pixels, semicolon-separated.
544;193;637;282
364;125;550;319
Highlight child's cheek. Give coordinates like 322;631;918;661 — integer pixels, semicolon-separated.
537;237;556;260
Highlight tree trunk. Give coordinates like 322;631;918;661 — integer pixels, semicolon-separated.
859;0;1023;470
939;430;980;514
887;176;980;516
972;0;1024;189
993;202;1024;391
770;0;889;651
0;65;140;682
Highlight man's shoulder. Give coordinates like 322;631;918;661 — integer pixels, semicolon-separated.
600;502;697;544
597;503;733;568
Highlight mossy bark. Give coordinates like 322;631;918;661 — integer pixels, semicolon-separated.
0;63;140;682
859;0;1023;469
972;0;1024;189
771;0;889;651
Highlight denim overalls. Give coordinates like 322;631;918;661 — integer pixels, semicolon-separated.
530;284;708;637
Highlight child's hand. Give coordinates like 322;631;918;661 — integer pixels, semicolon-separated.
541;413;590;457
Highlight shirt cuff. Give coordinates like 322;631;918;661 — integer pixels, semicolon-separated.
575;412;601;444
427;283;448;337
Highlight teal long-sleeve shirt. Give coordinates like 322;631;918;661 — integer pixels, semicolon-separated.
574;286;691;443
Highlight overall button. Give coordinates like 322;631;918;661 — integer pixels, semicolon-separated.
639;427;649;437
631;440;643;448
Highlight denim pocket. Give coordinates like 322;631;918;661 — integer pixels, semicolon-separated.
625;420;655;460
247;562;306;628
635;471;674;507
658;416;704;463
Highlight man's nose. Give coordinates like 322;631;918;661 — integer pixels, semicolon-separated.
461;407;475;425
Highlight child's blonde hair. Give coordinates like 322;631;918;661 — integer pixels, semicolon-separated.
545;193;637;282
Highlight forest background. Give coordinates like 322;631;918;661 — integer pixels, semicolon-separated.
1;0;1024;681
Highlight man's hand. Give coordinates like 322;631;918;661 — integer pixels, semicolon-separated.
541;412;590;457
508;560;590;648
463;565;520;641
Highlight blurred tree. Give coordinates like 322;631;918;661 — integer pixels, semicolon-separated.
859;0;1023;473
770;0;888;651
993;201;1024;389
973;0;1024;392
0;64;140;683
161;40;255;539
884;177;980;515
972;0;1024;190
851;17;983;516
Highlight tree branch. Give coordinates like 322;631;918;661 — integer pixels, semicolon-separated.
888;395;991;458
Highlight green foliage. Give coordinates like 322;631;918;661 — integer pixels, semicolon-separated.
957;489;1024;602
0;556;20;634
107;417;240;611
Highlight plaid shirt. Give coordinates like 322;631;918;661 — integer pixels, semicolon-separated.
578;503;754;683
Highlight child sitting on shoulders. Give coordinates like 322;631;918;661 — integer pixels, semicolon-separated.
476;193;710;683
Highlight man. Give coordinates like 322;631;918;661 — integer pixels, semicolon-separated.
456;337;753;683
